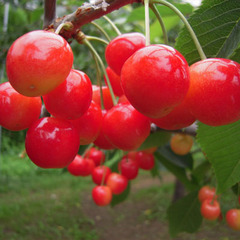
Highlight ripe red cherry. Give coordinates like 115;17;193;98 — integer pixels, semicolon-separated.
70;101;102;145
226;209;240;231
43;69;92;120
92;185;112;206
118;156;139;180
104;66;123;97
106;173;128;195
200;199;221;221
92;166;111;185
25;117;80;168
102;103;150;151
187;58;240;126
6;30;73;97
121;44;190;118
105;32;146;75
92;85;114;110
0;82;42;131
135;151;155;170
85;147;106;166
67;155;95;176
198;186;216;203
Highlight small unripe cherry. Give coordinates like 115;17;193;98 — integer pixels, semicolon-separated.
170;133;193;155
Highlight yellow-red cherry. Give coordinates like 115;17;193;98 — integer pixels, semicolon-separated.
92;185;112;206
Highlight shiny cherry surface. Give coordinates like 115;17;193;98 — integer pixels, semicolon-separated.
106;173;128;195
118;156;139;180
198;186;216;203
226;209;240;231
135;151;155;170
92;185;112;206
85;147;106;166
201;199;221;221
92;165;111;185
6;30;73;97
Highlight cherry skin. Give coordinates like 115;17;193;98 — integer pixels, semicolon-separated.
226;209;240;231
106;173;128;195
25;117;80;168
43;69;92;120
118;156;139;180
6;30;73;97
85;147;106;166
135;151;155;170
170;133;193;155
187;58;240;126
92;185;112;206
200;199;221;221
198;186;216;203
105;32;146;75
0;82;42;131
70;101;103;145
102;103;151;151
67;155;95;176
91;166;111;185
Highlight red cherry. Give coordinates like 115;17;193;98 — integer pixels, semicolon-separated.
104;66;123;97
85;147;106;166
0;82;42;131
187;58;240;126
25;117;80;168
92;185;112;206
92;166;111;185
118;94;130;104
135;151;155;170
198;186;216;203
102;103;150;151
200;199;221;221
118;156;139;180
6;30;73;97
43;69;92;120
67;155;95;176
226;209;240;231
106;173;128;195
69;101;103;145
105;32;146;75
121;44;190;118
92;85;114;110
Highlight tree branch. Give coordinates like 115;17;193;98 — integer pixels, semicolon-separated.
43;0;56;29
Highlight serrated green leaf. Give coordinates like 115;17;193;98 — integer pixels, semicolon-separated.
167;190;202;237
175;0;240;64
111;182;131;207
197;121;240;193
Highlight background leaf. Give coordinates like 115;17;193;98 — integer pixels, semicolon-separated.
111;182;131;207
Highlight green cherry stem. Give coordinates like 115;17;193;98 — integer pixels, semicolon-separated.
144;0;150;46
91;21;112;42
83;38;117;106
151;0;207;60
103;15;121;36
85;36;109;45
55;22;73;34
150;4;168;45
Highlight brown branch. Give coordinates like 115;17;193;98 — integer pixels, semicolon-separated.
43;0;56;29
46;0;142;40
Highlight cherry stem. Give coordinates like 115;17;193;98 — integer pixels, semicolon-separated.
144;0;150;46
103;15;121;36
85;36;109;45
91;21;112;42
151;0;207;60
83;38;117;106
82;143;94;158
150;4;168;45
55;22;74;34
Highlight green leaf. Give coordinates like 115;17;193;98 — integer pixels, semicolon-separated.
175;0;240;64
191;160;211;185
230;46;240;63
167;190;202;237
197;121;240;193
111;182;131;207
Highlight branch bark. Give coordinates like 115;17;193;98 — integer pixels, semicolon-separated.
43;0;56;29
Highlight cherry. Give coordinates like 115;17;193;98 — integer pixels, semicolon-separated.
6;30;73;97
135;151;155;170
25;117;80;168
105;32;146;75
198;186;216;203
104;66;123;97
106;172;128;195
170;133;193;155
226;209;240;231
43;69;92;120
91;165;111;185
70;101;103;145
118;94;130;104
200;199;221;221
85;147;106;166
92;185;112;206
102;103;151;151
121;44;190;118
0;82;42;131
118;156;139;180
187;58;240;126
67;155;95;176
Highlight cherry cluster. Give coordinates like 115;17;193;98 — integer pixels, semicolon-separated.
198;186;240;231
